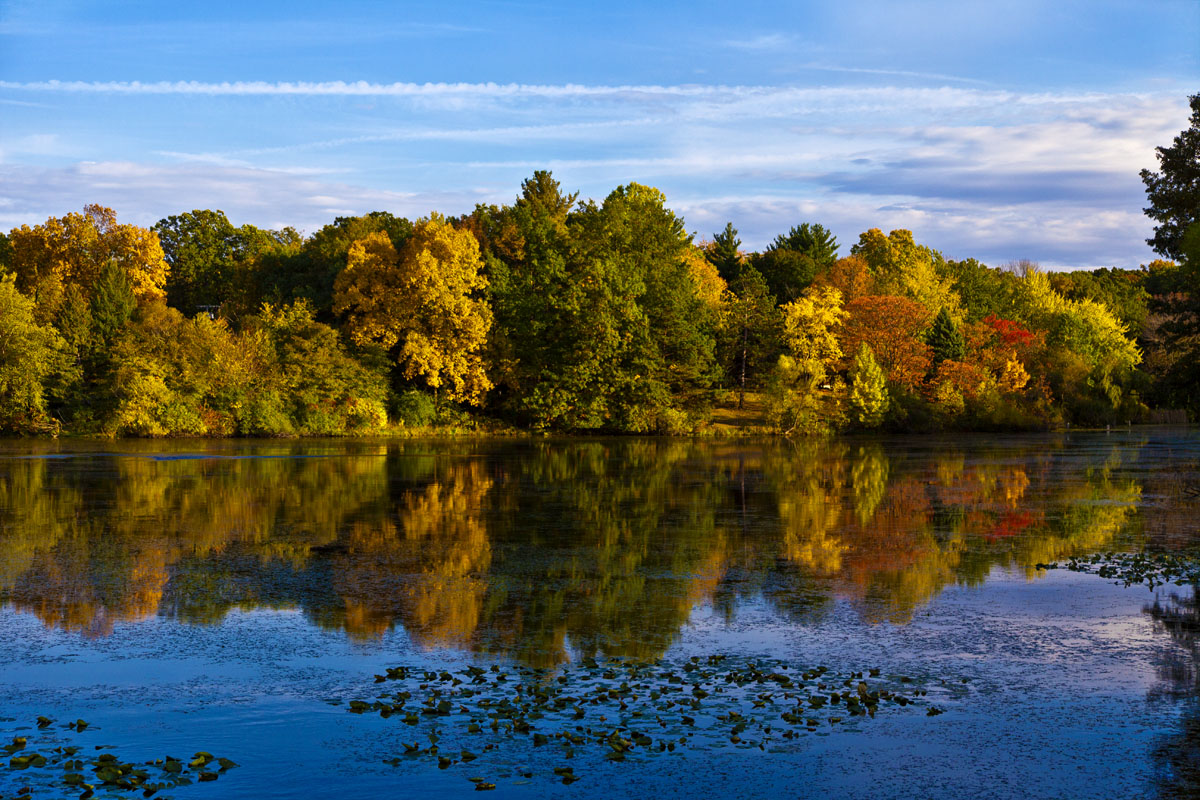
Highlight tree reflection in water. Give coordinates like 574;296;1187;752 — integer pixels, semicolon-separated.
1147;587;1200;798
0;435;1177;665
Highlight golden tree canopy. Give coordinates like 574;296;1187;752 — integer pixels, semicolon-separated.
7;204;168;322
781;285;846;377
682;245;727;320
852;228;960;320
333;215;493;405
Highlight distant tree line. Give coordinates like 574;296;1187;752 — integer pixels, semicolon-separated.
0;95;1197;436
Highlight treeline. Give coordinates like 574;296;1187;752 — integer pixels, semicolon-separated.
0;172;1197;436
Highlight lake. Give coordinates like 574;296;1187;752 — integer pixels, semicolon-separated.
1;431;1198;799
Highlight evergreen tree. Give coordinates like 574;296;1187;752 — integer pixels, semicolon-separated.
927;306;966;365
1147;222;1200;415
91;260;137;344
515;169;578;218
720;267;780;408
1141;94;1200;260
707;222;743;283
770;222;839;265
849;343;888;428
486;173;580;422
751;248;818;304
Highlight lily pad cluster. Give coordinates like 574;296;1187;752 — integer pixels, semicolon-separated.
1036;552;1200;590
1;718;237;800
348;655;965;788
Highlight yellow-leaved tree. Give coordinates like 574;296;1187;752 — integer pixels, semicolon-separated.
769;285;847;433
7;204;168;322
682;245;728;324
333;215;493;406
851;228;960;321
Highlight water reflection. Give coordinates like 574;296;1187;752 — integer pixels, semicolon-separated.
1143;466;1200;799
0;434;1190;662
1147;587;1200;799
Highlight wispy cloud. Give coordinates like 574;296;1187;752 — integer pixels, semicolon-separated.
156;118;668;163
0;97;51;108
723;34;794;51
0;79;1146;106
0;79;742;98
0;79;1187;268
796;63;992;86
0;161;496;234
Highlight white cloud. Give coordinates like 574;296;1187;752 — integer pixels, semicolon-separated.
0;81;1187;268
795;63;992;86
723;34;794;51
674;193;1155;270
0;79;1174;111
0;162;500;234
0;133;67;161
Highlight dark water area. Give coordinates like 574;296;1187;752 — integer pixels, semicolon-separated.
1;431;1198;799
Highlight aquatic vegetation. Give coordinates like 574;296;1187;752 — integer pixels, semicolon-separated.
349;655;967;787
0;721;237;799
1036;552;1200;589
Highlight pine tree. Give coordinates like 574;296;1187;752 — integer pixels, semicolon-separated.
707;222;743;282
721;268;780;408
849;343;888;428
927;306;965;365
770;222;839;266
91;259;137;344
1141;94;1200;260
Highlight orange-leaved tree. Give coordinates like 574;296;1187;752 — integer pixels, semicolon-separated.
840;295;932;390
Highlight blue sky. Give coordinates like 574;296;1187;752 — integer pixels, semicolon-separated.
1;0;1197;268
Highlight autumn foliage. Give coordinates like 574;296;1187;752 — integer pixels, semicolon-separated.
839;295;932;389
0;172;1177;435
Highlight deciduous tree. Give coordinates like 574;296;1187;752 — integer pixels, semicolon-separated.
334;216;493;406
815;255;874;302
255;212;407;317
769;285;846;432
7;205;167;322
0;275;65;432
851;229;960;319
574;183;721;426
154;209;295;315
840;295;933;390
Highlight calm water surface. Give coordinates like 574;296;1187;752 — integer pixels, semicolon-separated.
1;432;1198;799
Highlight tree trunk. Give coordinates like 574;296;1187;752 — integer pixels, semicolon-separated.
738;323;748;409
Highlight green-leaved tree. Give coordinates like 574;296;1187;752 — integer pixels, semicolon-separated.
1142;94;1200;260
0;274;66;432
927;307;966;366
